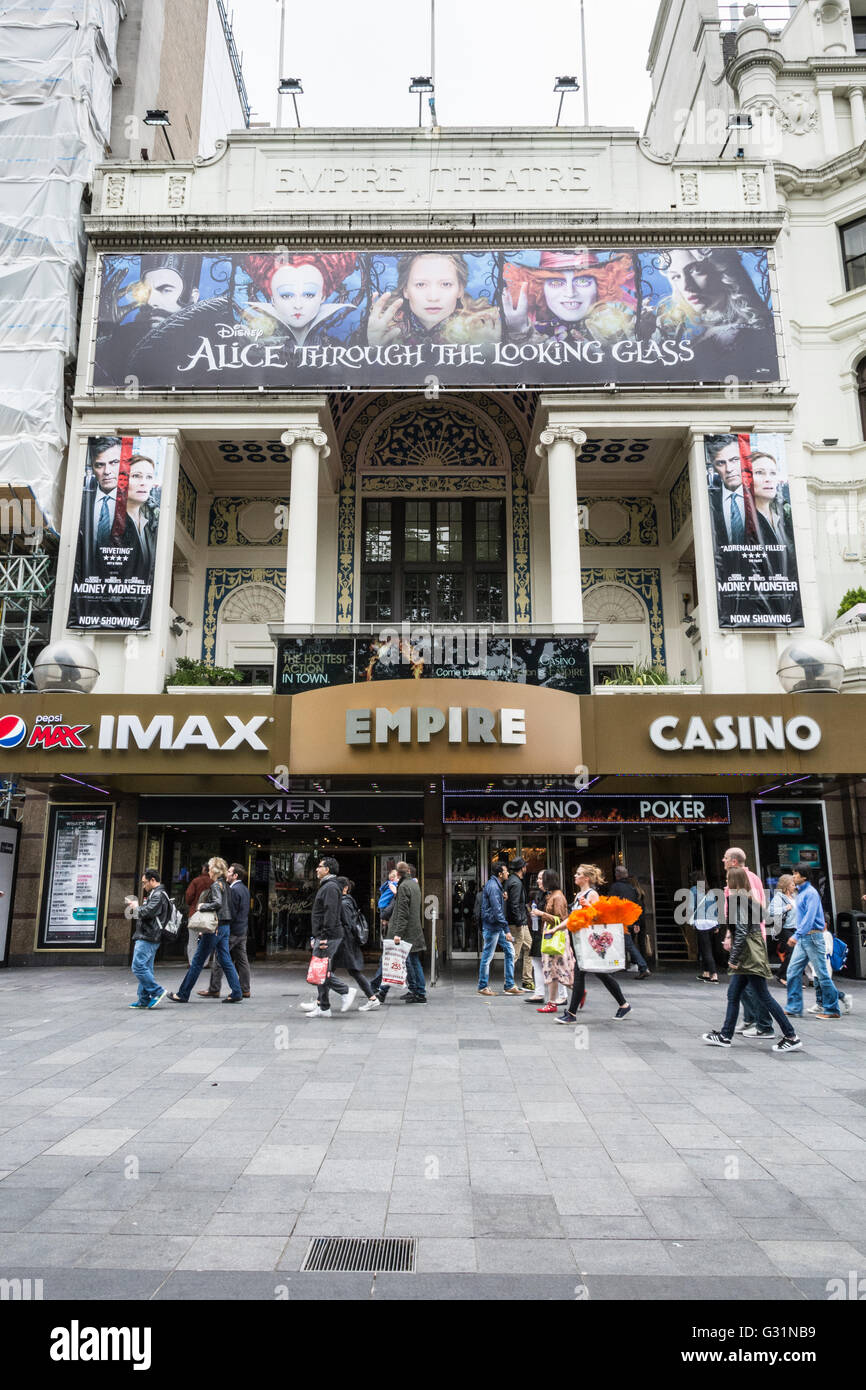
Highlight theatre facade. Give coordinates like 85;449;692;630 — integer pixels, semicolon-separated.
2;119;866;971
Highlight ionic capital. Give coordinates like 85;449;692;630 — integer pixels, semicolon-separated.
281;427;331;459
535;426;587;458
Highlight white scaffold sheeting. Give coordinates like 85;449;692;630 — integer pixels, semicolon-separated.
0;260;78;350
0;0;123;531
0;179;87;267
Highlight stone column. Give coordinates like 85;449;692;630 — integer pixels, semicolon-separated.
535;425;586;629
849;86;866;147
281;427;330;626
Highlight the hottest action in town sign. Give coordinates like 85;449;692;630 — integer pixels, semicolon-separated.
92;247;779;390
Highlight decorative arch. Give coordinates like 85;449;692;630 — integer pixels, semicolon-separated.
583;583;648;625
202;567;286;664
335;393;532;625
220;582;285;624
582;567;666;669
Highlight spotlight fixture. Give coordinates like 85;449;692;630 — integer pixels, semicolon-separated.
553;75;580;127
143;109;174;160
719;111;753;159
277;77;303;127
409;75;434;128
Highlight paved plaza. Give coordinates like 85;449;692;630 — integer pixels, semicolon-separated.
1;963;866;1301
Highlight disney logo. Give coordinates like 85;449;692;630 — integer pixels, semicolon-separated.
216;322;263;341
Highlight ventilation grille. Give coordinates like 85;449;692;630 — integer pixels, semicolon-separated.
301;1236;417;1274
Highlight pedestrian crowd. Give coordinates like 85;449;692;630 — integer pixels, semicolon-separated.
124;844;854;1048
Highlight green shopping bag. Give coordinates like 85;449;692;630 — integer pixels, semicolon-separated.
541;919;566;956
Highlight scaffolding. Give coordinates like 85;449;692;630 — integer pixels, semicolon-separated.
0;548;55;694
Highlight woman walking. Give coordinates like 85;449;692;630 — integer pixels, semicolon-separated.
167;856;243;1004
530;870;572;1013
557;865;631;1024
688;870;721;984
767;873;797;985
702;866;802;1052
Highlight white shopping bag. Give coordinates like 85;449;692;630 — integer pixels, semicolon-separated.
573;923;627;973
381;938;411;987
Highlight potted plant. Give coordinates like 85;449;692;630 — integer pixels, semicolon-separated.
836;588;866;623
823;592;866;692
164;658;271;694
594;662;702;694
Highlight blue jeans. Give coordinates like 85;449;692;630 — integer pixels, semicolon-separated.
478;927;515;990
742;978;773;1031
626;934;648;972
373;947;426;999
176;923;241;1001
131;939;163;1004
787;931;839;1016
721;973;797;1041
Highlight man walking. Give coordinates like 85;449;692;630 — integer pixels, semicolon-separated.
199;863;251;999
786;866;843;1021
612;866;651;979
184;862;211;967
504;857;534;991
387;861;427;1003
478;862;520;997
306;856;355;1019
127;868;170;1009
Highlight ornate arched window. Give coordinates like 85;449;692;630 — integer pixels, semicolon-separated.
858;357;866;442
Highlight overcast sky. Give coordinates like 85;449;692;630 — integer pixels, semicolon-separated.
230;0;658;133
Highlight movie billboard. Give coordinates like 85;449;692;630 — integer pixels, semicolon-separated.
92;248;779;391
704;432;802;629
67;434;168;631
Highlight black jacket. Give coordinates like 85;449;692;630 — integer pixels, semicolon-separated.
198;876;231;924
133;883;171;944
504;872;528;927
335;894;365;972
310;874;342;942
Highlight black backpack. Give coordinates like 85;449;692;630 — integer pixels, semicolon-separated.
345;896;370;945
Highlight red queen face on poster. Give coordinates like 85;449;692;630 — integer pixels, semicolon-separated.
704;432;803;630
68;435;168;632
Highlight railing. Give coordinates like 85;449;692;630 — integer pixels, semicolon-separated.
215;0;252;128
718;2;798;31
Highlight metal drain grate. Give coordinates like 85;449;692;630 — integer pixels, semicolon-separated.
301;1236;417;1273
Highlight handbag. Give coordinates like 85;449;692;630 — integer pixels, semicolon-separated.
307;954;330;986
188;908;218;935
541;919;566;956
573;921;627;973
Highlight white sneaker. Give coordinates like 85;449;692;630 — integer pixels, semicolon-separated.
299;999;319;1011
305;1006;332;1018
737;1022;756;1035
806;1003;822;1015
842;994;854;1015
358;995;381;1011
340;987;358;1013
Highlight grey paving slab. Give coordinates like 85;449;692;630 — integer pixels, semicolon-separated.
0;1267;169;1300
639;1197;746;1239
585;1275;805;1301
475;1237;578;1272
472;1193;563;1239
757;1240;866;1276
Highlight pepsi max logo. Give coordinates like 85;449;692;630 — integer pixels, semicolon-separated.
0;716;26;749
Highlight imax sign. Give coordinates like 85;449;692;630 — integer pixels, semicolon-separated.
97;714;269;752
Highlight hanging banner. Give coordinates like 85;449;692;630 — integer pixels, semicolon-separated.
704;432;803;629
67;434;169;631
92;248;779;391
443;792;731;826
37;805;113;949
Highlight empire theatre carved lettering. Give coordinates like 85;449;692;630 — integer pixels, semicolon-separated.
274;162;590;197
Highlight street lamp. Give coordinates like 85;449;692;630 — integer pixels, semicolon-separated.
277;77;303;128
409;76;434;128
553;76;580;127
143;109;175;160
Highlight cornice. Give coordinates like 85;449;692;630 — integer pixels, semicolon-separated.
775;139;866;194
83;210;786;251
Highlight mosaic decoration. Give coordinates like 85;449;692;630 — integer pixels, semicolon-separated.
577;438;652;465
669;461;692;540
582;567;666;670
336;393;531;626
202;567;286;664
361;402;503;471
177;465;197;539
216;440;291;464
209;497;288;547
363;475;506;496
581;497;658;547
